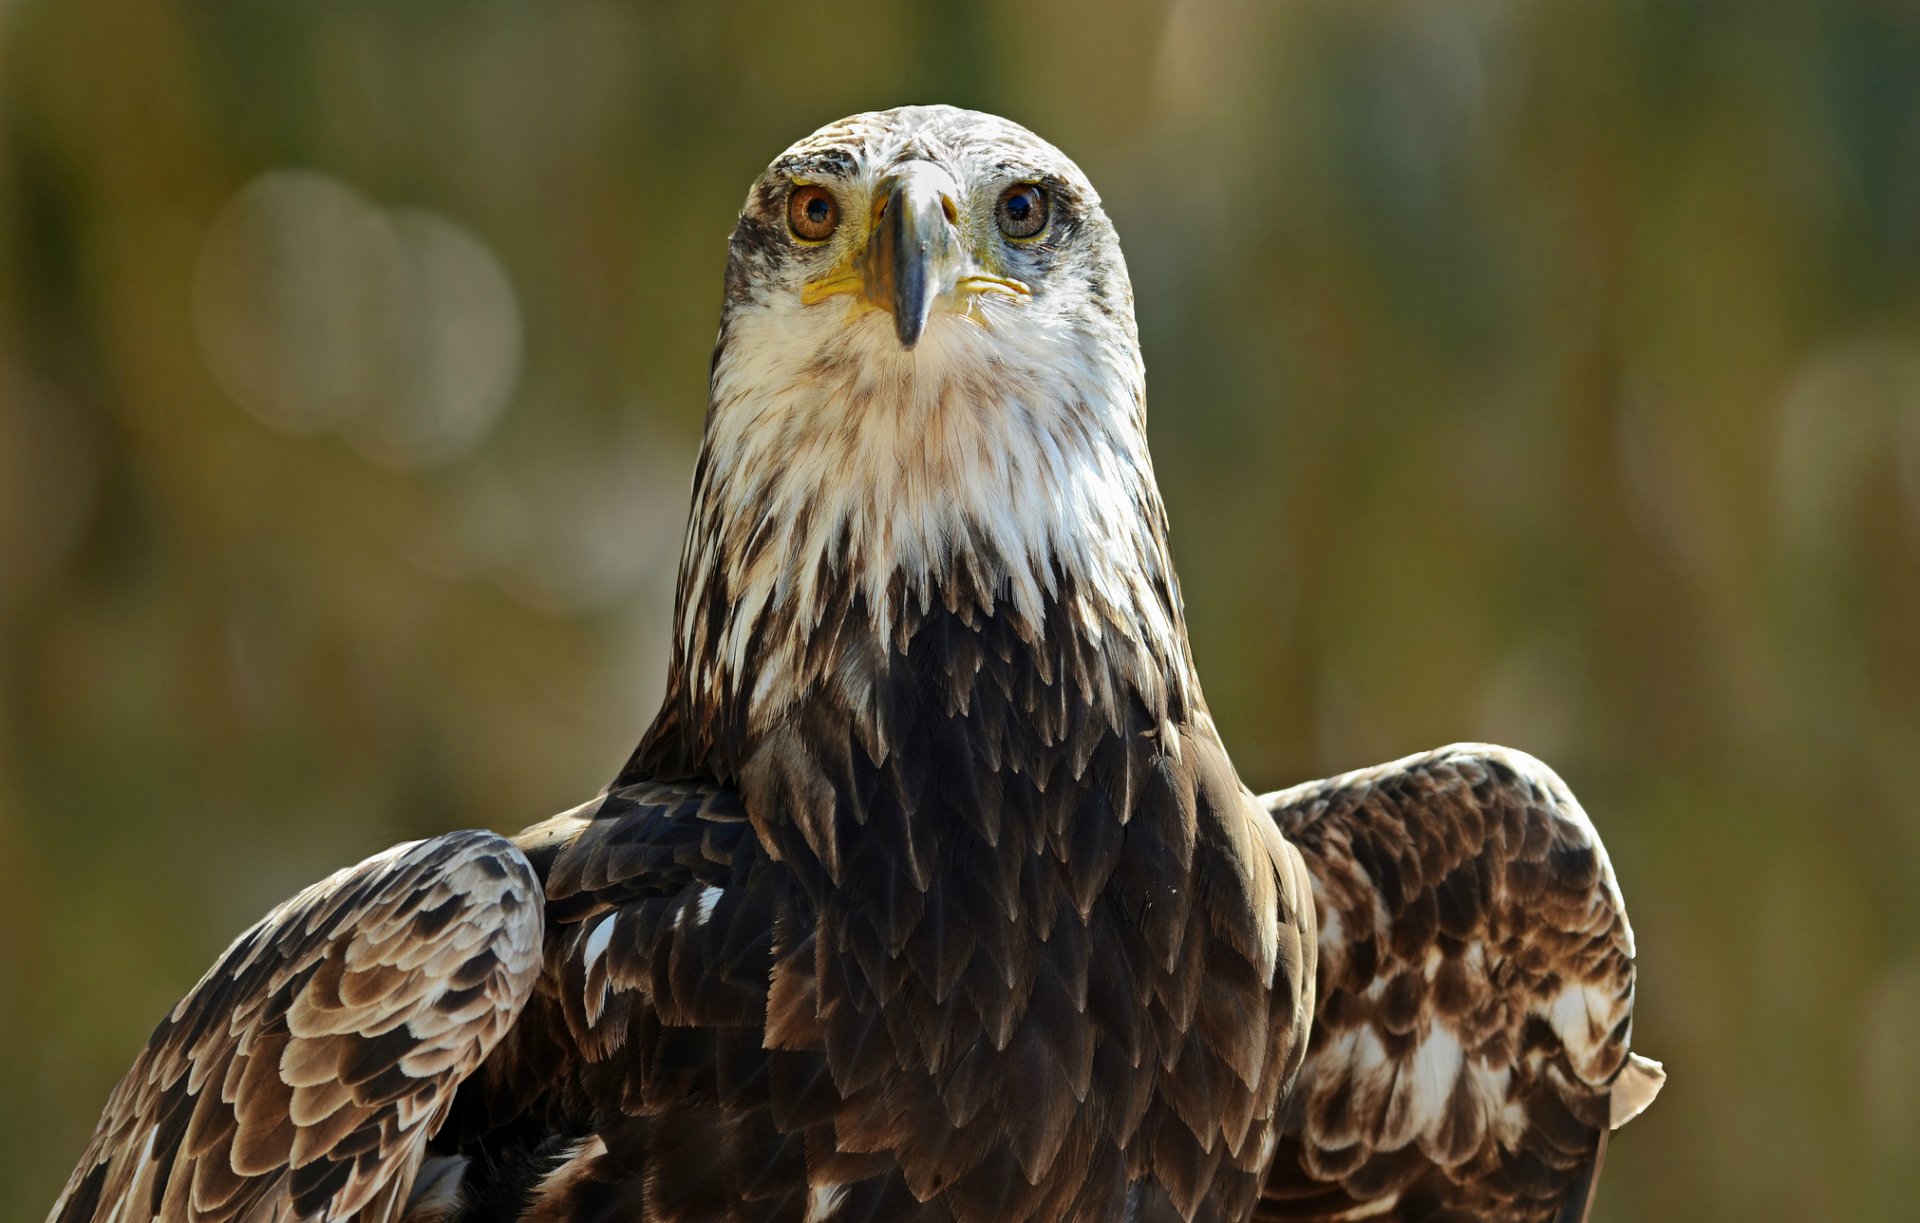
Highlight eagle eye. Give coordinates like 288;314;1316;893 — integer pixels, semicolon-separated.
995;184;1048;240
787;185;839;242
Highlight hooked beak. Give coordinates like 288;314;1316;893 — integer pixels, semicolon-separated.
859;165;961;350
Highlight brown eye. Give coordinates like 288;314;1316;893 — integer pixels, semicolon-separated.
787;185;838;241
995;183;1048;239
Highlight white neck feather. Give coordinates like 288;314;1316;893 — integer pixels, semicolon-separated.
671;297;1191;738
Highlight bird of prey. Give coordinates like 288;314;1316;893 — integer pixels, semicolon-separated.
51;106;1663;1223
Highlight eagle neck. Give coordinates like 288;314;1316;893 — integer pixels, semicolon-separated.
621;331;1202;788
624;536;1203;789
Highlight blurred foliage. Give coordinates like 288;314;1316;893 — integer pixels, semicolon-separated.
3;0;1919;1218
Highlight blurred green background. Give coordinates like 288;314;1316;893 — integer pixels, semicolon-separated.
3;0;1918;1218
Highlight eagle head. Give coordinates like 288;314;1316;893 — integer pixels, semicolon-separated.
643;106;1196;776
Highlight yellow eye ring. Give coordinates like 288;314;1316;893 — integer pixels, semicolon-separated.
787;185;838;242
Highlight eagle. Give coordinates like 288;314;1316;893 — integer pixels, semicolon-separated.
51;106;1663;1223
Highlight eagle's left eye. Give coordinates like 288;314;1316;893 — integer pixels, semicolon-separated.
995;184;1048;239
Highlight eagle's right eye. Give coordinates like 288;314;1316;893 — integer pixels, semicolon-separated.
787;185;839;242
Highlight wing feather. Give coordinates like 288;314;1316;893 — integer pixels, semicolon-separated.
1255;744;1663;1223
51;831;543;1223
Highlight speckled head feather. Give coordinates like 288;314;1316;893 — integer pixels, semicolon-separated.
634;106;1196;777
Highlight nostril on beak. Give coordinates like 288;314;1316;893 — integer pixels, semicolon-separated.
939;195;958;226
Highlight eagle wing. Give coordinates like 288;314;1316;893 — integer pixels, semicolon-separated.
51;830;543;1223
1254;744;1663;1223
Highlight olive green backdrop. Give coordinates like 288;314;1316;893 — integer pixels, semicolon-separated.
4;1;1918;1218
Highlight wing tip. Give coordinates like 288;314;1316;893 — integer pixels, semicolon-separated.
1608;1052;1666;1129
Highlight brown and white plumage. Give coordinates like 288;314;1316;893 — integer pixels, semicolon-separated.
51;832;542;1223
52;106;1658;1223
1256;746;1663;1222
